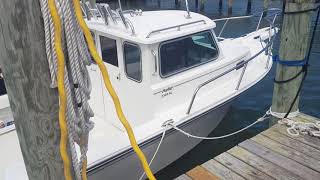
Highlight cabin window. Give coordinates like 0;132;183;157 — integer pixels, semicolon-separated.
123;42;142;82
159;31;219;77
100;36;118;67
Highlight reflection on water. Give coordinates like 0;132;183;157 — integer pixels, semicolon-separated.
101;0;320;179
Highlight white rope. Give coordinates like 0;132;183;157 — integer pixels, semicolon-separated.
278;118;320;137
269;107;300;119
138;126;168;180
168;111;271;140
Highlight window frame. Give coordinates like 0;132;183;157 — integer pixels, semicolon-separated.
123;41;143;83
158;30;220;78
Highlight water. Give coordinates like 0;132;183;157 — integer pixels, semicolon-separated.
102;0;320;179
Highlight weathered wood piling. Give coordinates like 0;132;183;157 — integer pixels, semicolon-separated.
247;0;252;14
228;0;233;15
263;0;270;16
0;0;74;180
271;0;314;124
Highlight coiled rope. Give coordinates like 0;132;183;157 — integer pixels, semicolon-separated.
44;0;94;179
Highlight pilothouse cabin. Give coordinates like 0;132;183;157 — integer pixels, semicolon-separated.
86;7;223;129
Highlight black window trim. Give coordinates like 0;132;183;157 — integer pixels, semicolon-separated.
158;30;220;78
123;41;143;83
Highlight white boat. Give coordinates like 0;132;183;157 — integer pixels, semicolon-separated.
0;3;279;180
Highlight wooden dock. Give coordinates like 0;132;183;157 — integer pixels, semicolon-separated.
175;113;320;180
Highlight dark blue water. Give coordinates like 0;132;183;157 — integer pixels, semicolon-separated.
104;0;320;179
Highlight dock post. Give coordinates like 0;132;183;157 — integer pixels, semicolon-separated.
247;0;252;14
219;0;223;15
200;0;205;12
219;0;223;9
175;0;181;9
228;0;233;15
263;0;270;16
195;0;199;12
0;0;75;179
271;0;314;125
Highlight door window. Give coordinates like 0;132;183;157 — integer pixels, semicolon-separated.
100;36;118;67
123;42;142;82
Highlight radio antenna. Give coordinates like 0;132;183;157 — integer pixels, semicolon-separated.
185;0;191;18
118;0;123;11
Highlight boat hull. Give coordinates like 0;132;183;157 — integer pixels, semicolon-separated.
88;101;231;180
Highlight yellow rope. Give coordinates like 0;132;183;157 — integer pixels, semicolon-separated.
81;159;88;180
71;1;156;180
48;0;73;180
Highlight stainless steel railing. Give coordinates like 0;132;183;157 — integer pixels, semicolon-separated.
186;9;281;115
216;8;282;38
146;20;207;38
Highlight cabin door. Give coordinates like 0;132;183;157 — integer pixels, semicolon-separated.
93;35;122;126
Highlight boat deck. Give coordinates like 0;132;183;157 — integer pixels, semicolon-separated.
175;113;320;180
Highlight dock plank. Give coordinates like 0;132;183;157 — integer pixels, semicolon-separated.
214;152;273;180
174;174;192;180
252;134;320;172
202;159;245;180
228;146;301;180
186;166;219;180
297;113;320;123
270;124;320;150
178;113;320;180
262;128;320;160
239;140;320;180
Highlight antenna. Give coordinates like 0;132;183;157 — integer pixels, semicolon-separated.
185;0;191;19
118;0;123;12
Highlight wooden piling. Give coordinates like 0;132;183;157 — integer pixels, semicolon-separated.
247;0;252;14
175;0;181;9
271;0;314;124
0;0;74;180
228;0;233;15
263;0;270;16
195;0;199;12
200;0;205;12
219;0;223;15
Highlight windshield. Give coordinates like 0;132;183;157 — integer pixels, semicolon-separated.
160;30;219;77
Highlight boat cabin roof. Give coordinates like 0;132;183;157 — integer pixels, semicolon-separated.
86;10;216;44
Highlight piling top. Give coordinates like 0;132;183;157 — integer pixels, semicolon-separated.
87;10;216;44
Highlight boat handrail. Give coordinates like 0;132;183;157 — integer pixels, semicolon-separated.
146;20;207;38
216;8;282;38
186;12;279;114
214;15;253;22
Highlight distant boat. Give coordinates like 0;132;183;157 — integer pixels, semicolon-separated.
0;3;278;180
